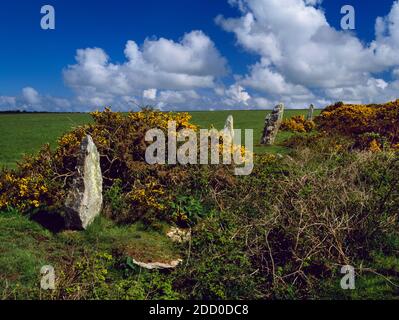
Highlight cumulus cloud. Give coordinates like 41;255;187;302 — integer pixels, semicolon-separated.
22;87;41;105
0;87;71;112
372;2;399;68
0;96;17;110
159;90;200;104
223;84;251;106
63;30;228;109
143;88;157;100
217;0;399;107
304;0;323;6
240;61;311;96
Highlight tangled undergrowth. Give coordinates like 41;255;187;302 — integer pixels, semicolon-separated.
185;138;399;299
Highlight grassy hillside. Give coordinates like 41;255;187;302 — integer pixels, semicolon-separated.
0;109;319;168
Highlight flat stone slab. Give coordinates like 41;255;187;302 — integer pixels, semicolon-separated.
132;258;183;270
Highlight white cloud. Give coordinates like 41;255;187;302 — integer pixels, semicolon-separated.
223;84;251;106
0;96;17;110
240;61;311;96
63;30;228;109
372;1;399;68
304;0;323;6
22;87;41;105
143;88;157;100
252;97;270;108
49;97;72;109
140;31;227;77
159;90;199;104
324;78;395;105
0;87;71;112
393;68;399;78
217;0;399;107
375;79;389;90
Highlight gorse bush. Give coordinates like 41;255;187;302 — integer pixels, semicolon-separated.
0;108;237;227
0;171;50;211
316;100;399;147
281;115;315;133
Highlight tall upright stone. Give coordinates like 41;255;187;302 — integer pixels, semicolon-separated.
65;135;103;230
223;115;234;142
260;103;285;145
306;104;315;121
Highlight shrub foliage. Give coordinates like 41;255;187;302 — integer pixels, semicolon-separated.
281;115;315;133
316;100;399;148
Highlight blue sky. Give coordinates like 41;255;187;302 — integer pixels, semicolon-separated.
0;0;399;111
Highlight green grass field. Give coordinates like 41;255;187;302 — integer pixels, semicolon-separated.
0;109;319;168
0;113;91;168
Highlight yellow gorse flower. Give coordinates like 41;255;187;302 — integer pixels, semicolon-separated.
0;171;49;211
281;115;315;133
128;180;166;211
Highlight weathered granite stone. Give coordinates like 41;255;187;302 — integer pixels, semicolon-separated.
223;115;234;142
260;103;285;145
306;104;315;121
65;135;103;230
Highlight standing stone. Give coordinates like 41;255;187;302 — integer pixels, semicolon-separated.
223;115;234;142
306;104;315;121
65;135;103;230
260;103;285;145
